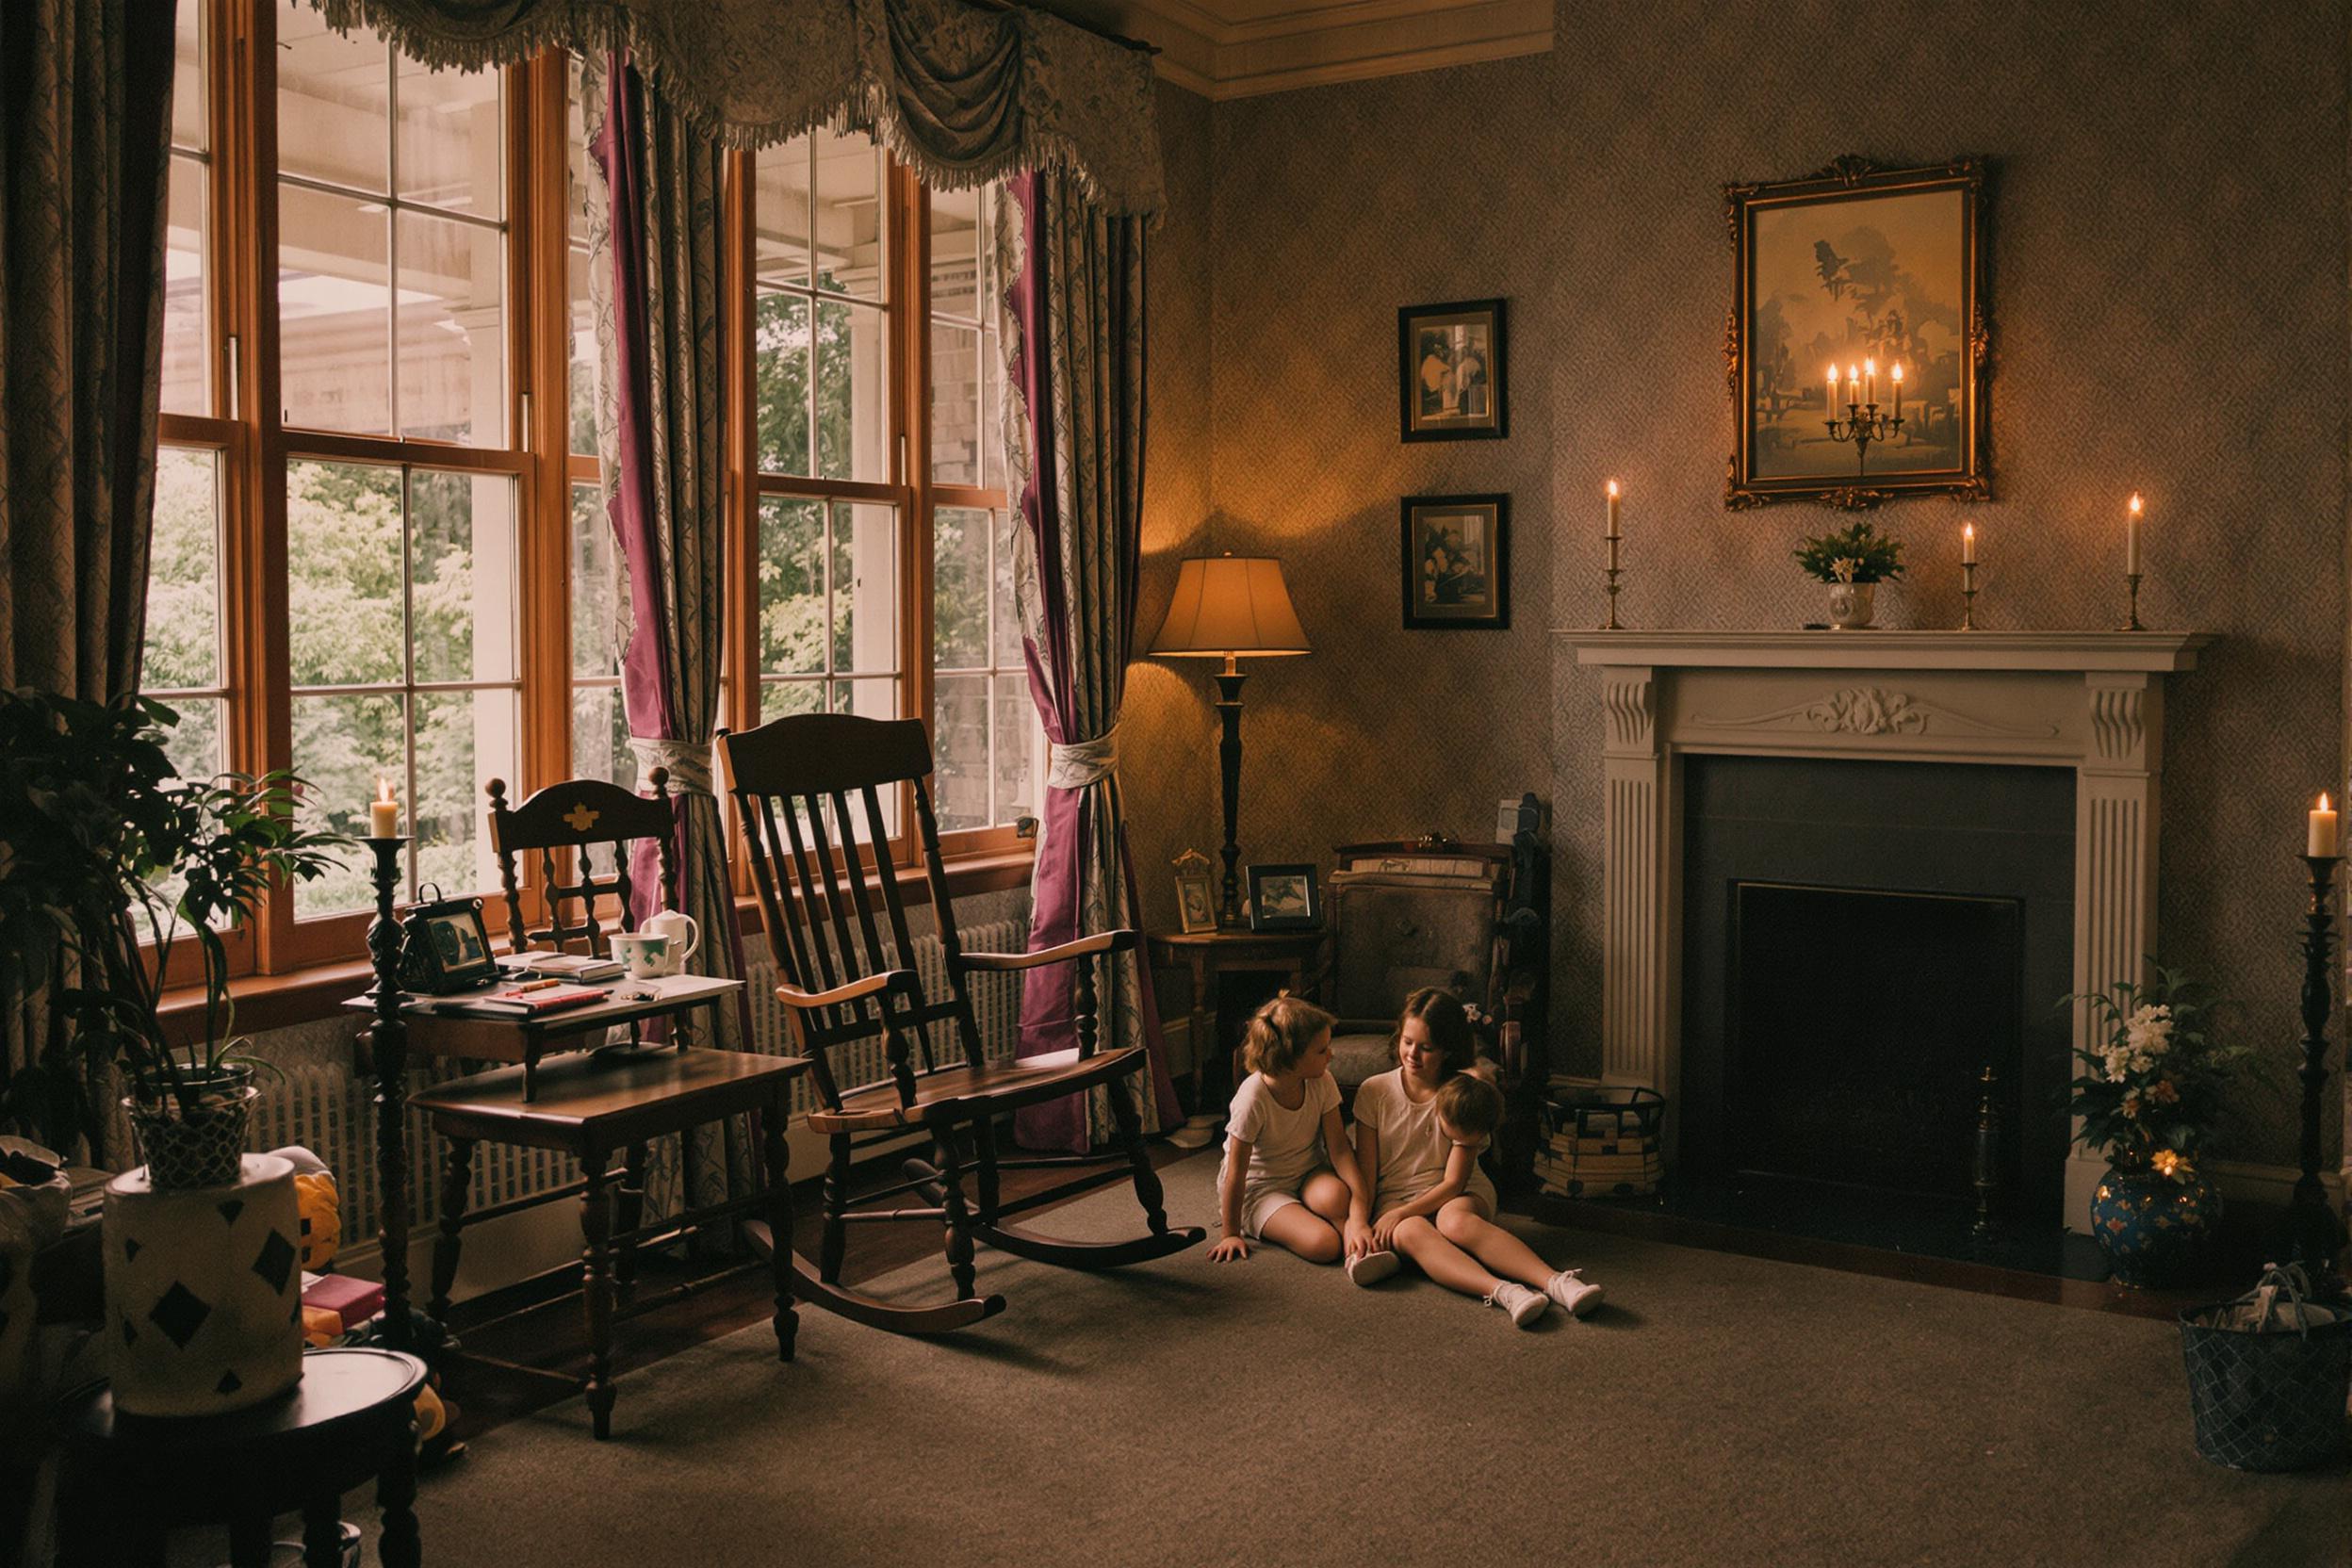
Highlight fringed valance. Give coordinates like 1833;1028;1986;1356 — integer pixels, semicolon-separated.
311;0;1165;216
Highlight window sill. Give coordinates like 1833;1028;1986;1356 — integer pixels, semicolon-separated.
156;845;1036;1049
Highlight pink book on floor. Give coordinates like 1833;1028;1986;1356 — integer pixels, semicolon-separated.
301;1272;385;1331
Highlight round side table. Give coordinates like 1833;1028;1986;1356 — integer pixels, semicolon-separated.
57;1346;428;1567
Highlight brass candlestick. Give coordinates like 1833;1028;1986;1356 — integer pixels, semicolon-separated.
1598;534;1624;630
1827;397;1903;477
2121;572;2144;632
1959;561;1979;630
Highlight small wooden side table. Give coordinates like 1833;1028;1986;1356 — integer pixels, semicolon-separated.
56;1347;429;1567
1146;927;1326;1113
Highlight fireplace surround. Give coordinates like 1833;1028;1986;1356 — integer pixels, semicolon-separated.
1560;629;2212;1226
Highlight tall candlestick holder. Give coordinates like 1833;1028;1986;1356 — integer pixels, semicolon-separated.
1959;561;1979;630
1598;536;1624;630
2120;572;2145;632
2287;854;2349;1285
1826;398;1903;477
356;835;437;1354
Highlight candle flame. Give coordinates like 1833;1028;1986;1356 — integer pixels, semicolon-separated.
1892;362;1904;382
1606;480;1620;498
1847;363;1859;384
1825;363;1838;387
1863;357;1875;377
376;775;393;804
2129;492;2144;516
1965;523;1974;541
2323;793;2333;812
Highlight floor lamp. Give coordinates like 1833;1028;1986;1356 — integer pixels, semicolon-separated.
1148;552;1311;926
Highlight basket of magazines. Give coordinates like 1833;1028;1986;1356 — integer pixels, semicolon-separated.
1535;1086;1664;1199
2179;1262;2352;1472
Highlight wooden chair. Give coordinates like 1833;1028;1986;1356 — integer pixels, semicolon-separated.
719;712;1202;1335
409;771;810;1438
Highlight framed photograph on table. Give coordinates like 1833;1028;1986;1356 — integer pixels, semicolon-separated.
1398;299;1506;441
1724;155;1990;509
1401;494;1510;630
1174;874;1218;934
1247;864;1321;932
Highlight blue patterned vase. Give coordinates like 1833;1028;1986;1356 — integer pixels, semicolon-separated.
2090;1163;2222;1288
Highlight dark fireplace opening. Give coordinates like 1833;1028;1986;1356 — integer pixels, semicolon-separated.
1727;881;2023;1208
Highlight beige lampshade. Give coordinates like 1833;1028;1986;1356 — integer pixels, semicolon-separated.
1147;554;1311;658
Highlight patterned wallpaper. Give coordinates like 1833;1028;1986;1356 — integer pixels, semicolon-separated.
1125;3;2351;1169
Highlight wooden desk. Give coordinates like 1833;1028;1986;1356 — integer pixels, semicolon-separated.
342;974;740;1099
1146;927;1325;1110
57;1348;429;1567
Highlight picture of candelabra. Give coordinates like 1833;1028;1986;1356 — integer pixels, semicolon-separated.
1824;357;1904;477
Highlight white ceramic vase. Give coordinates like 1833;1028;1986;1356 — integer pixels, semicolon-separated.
1826;581;1876;629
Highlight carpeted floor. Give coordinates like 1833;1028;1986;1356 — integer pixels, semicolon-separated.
401;1158;2345;1568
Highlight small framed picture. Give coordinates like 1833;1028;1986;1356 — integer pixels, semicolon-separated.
1247;863;1321;932
397;890;500;994
1174;873;1218;934
1398;299;1507;442
1401;494;1510;630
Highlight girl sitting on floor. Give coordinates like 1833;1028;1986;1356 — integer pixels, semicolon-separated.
1208;994;1381;1271
1351;987;1606;1326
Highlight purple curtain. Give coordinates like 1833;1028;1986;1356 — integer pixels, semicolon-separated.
1001;171;1179;1152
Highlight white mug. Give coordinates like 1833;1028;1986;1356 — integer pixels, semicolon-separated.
608;932;673;980
643;908;700;976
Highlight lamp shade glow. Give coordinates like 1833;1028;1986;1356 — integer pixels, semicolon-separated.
1147;554;1310;658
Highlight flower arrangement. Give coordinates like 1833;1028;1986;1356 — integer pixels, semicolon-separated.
1792;520;1905;585
2066;964;2248;1182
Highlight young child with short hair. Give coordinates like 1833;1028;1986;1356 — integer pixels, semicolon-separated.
1349;987;1606;1326
1208;994;1382;1272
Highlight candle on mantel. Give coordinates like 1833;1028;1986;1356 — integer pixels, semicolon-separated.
1891;362;1903;421
1606;480;1622;539
1963;522;1976;564
369;776;401;838
2312;792;2340;858
2127;492;2144;576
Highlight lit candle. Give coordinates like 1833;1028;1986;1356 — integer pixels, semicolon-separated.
1825;364;1839;409
2127;492;2144;576
1864;357;1876;407
1846;365;1859;408
2311;792;2340;858
1891;362;1903;421
1963;522;1976;564
1605;479;1622;540
370;776;400;838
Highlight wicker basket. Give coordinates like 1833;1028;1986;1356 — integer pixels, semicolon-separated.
2179;1264;2352;1473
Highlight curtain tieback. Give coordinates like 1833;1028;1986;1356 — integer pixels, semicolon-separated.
1047;728;1119;792
629;737;715;798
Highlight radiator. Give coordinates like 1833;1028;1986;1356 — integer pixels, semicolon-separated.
216;914;1030;1240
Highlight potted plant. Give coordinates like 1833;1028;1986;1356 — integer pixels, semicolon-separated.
1793;519;1904;629
2066;964;2248;1287
0;689;348;1186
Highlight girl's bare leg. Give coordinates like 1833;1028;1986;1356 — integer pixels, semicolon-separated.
1301;1168;1351;1227
1390;1215;1504;1298
1436;1197;1559;1288
1257;1200;1344;1264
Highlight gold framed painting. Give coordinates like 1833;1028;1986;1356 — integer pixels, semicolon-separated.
1724;155;1991;510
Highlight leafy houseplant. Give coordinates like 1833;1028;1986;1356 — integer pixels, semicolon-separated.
0;690;349;1183
2065;964;2249;1286
1793;520;1905;629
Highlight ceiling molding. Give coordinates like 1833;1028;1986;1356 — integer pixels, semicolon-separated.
1045;0;1554;101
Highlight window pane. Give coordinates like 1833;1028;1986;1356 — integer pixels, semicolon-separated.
993;512;1026;667
571;685;633;791
409;469;517;684
572;482;620;678
981;323;1004;492
931;672;988;833
816;299;887;482
755;290;811;476
279;186;391;433
833;503;898;676
161;155;210;416
276;9;388;193
144;449;221;691
416;687;516;897
929;188;979;319
397;210;505;444
933;506;989;670
758;496;825;676
394;55;501;219
754;138;812;291
993;672;1037;826
810;123;883;302
155;697;224;787
568;243;598;455
928;321;982;486
760;678;825;725
172;0;205;153
293;692;405;918
286;460;404;685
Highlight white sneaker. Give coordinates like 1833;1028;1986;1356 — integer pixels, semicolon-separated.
1486;1280;1550;1328
1544;1268;1605;1318
1346;1250;1400;1287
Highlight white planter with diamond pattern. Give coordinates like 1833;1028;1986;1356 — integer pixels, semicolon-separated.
101;1153;304;1416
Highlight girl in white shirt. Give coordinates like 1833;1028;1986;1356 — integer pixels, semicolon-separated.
1210;995;1380;1270
1351;987;1605;1327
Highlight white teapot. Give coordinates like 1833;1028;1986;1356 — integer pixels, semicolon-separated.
641;907;701;976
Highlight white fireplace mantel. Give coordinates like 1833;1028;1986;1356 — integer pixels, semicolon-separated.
1556;628;2213;1222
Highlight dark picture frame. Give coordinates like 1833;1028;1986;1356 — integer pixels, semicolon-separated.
1724;155;1991;510
1247;863;1322;932
1398;298;1507;441
1400;493;1510;630
398;890;500;994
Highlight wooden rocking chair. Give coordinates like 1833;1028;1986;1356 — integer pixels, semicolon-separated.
718;713;1203;1334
